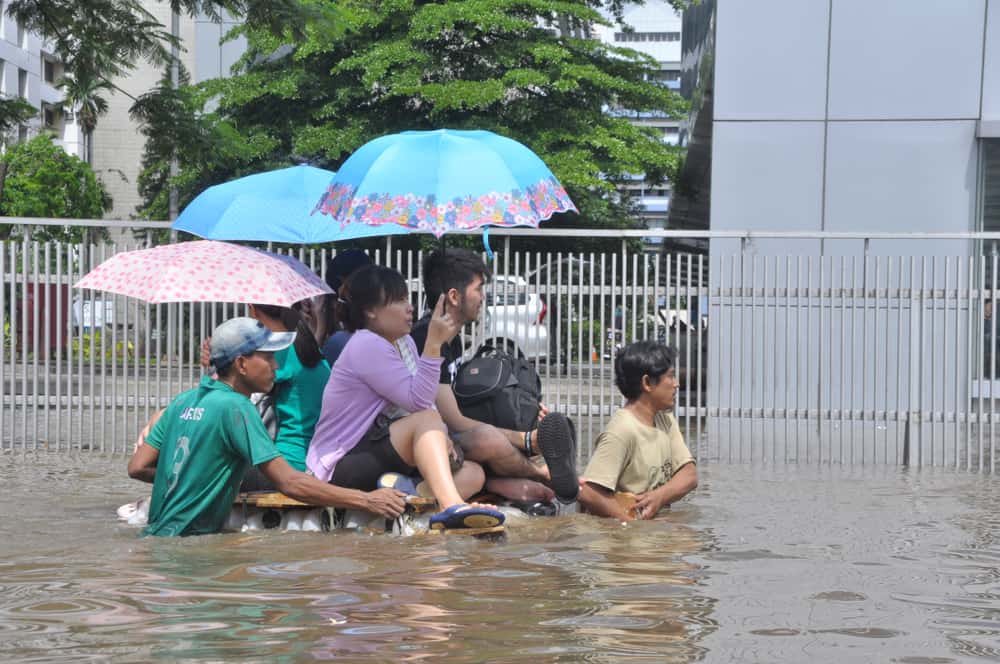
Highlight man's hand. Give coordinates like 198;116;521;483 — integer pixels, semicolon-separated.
133;408;164;453
633;486;668;520
200;338;211;369
364;488;407;518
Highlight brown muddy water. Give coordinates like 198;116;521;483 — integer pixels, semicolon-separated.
2;453;1000;663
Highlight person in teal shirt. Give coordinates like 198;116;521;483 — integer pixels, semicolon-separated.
237;303;331;490
196;303;332;484
271;344;330;470
250;303;330;471
128;317;406;537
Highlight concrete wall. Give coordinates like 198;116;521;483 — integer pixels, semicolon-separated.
710;0;987;258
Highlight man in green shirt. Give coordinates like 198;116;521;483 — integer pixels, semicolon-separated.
128;316;406;537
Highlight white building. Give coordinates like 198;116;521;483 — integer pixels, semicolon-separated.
0;9;81;156
592;1;684;246
92;4;245;220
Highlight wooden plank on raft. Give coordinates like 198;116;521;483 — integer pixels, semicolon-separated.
236;491;438;511
428;525;506;537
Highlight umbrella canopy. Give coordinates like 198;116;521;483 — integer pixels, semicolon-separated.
172;165;411;244
314;129;576;238
74;240;331;306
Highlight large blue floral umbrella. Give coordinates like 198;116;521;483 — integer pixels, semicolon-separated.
172;164;411;244
313;130;576;246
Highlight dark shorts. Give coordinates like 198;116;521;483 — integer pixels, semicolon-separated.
330;414;416;491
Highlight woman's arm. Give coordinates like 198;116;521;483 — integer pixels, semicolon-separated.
354;333;441;411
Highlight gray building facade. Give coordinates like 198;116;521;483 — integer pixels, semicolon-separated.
674;0;1000;258
671;1;1000;464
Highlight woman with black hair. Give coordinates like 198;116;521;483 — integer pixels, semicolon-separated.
307;265;504;531
238;302;331;490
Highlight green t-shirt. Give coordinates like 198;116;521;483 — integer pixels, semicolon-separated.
143;376;281;537
272;346;331;472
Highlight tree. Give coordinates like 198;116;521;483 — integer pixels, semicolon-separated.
3;1;324;162
0;97;37;144
59;62;113;164
0;134;112;243
130;64;285;226
138;0;687;252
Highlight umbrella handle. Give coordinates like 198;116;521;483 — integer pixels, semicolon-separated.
482;226;494;260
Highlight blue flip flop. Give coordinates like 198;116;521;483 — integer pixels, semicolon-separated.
377;472;420;496
429;504;506;530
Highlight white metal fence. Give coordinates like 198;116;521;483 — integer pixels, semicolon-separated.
5;219;1000;471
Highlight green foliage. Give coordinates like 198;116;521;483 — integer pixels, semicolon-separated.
137;0;687;253
4;1;322;160
5;2;320;80
70;330;135;364
0;134;113;243
0;96;37;144
569;318;604;352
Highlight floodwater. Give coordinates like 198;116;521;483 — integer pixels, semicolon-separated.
2;454;1000;663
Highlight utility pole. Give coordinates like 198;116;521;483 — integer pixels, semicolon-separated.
168;9;180;223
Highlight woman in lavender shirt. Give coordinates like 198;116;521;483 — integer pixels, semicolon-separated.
307;265;502;529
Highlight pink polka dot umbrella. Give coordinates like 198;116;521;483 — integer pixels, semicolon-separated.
73;240;331;306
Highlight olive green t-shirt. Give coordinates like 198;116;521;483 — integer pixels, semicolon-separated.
272;346;331;472
583;409;695;495
143;376;281;537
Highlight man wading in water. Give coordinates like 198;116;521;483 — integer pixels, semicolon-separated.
127;317;405;537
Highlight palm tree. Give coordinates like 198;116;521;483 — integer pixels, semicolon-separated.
59;69;112;164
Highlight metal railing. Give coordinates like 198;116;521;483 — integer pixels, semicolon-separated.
4;218;1000;471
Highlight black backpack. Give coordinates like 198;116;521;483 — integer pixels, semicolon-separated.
452;344;542;431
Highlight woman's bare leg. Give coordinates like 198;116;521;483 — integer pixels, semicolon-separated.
389;410;470;509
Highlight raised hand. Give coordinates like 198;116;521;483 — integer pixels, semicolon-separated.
425;294;462;351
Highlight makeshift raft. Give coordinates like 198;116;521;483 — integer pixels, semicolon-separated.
231;491;507;537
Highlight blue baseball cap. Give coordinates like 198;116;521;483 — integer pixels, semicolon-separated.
209;317;295;370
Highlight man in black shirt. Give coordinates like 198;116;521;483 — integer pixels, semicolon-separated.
411;249;579;504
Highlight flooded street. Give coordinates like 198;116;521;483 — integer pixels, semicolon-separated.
2;453;999;662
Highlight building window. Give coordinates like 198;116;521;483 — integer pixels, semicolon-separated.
16;23;25;48
17;68;27;98
984;139;1000;233
17;124;27;143
41;104;57;128
42;58;55;84
614;31;681;43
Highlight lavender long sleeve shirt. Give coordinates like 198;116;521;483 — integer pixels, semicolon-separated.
306;329;442;482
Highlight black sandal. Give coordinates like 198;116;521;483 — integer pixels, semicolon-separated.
536;412;579;503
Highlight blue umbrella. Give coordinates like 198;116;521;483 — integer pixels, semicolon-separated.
173;164;412;244
313;130;576;243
